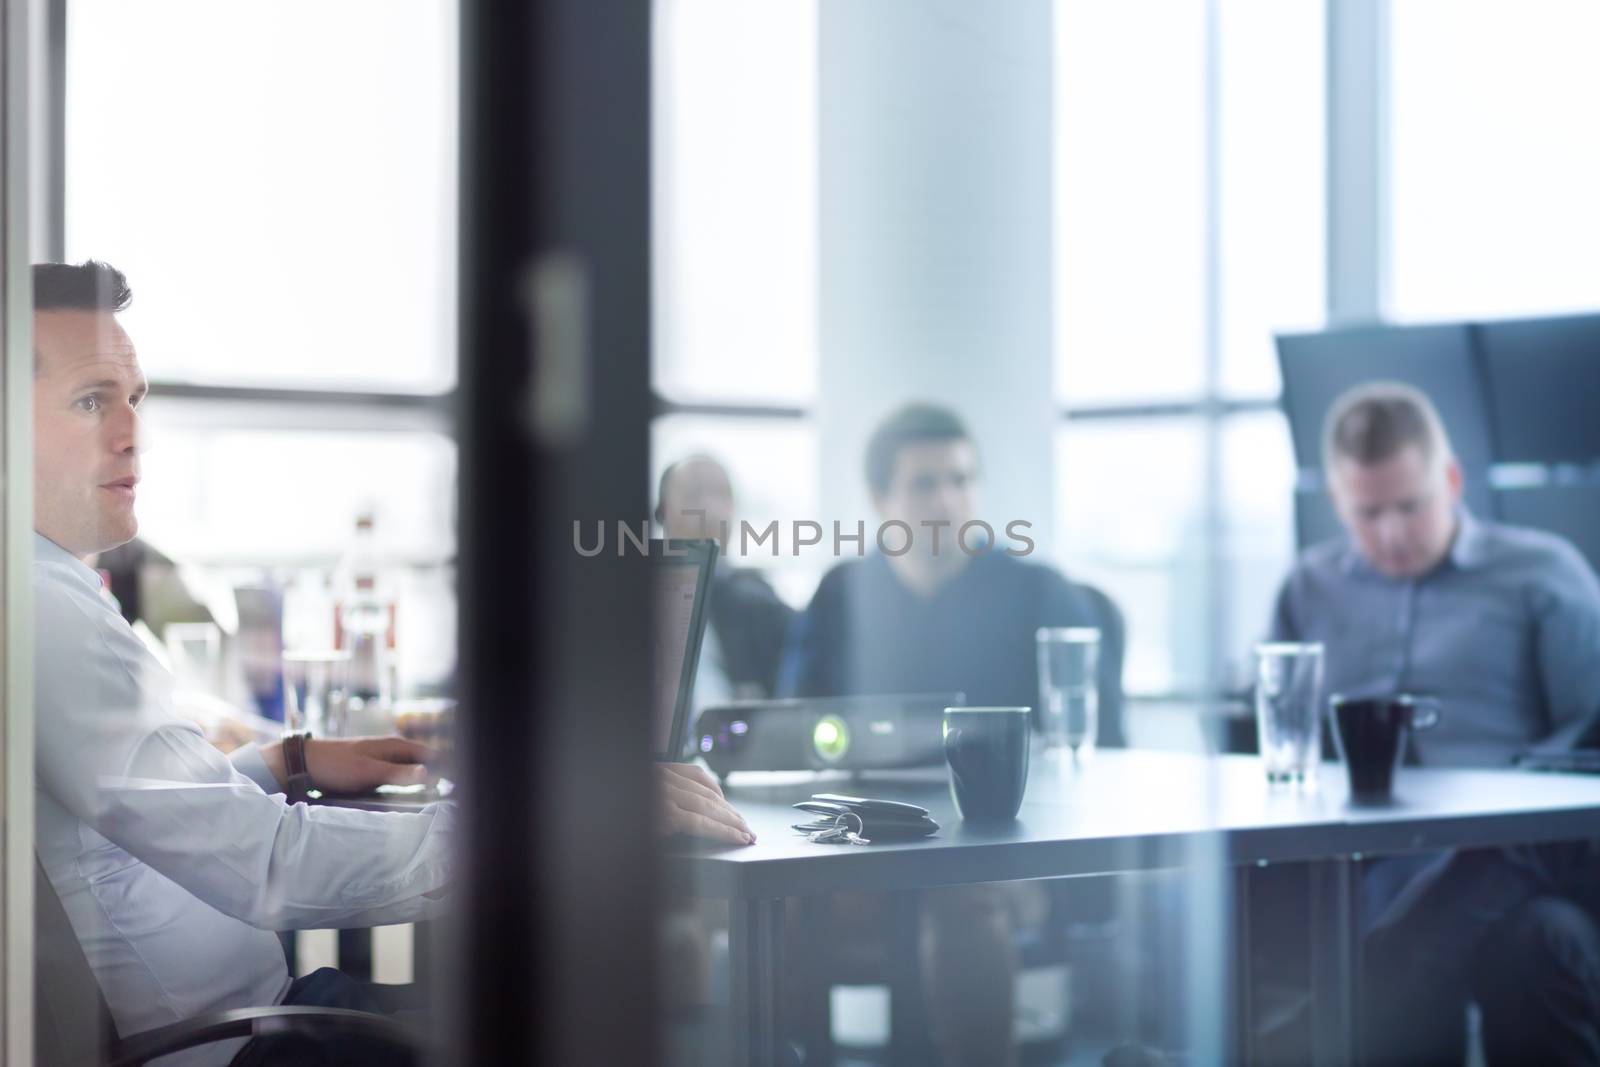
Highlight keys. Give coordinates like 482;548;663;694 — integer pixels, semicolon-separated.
801;813;871;846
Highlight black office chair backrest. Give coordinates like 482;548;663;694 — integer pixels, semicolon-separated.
1477;312;1600;465
35;857;117;1067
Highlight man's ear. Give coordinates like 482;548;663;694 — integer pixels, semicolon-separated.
1444;456;1464;503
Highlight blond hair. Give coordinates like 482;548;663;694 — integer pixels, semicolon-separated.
1322;381;1454;473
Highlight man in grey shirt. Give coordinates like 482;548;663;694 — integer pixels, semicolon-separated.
1271;382;1600;1064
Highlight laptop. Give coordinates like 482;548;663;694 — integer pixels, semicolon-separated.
651;537;719;761
332;537;718;811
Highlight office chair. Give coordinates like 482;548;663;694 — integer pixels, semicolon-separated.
34;857;422;1067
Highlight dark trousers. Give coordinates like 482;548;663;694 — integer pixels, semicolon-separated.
227;968;424;1067
1362;842;1600;1066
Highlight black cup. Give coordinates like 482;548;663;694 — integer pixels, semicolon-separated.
943;707;1031;820
1331;694;1441;803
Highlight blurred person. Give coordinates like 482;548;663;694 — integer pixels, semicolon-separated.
786;403;1124;723
782;403;1125;1067
657;453;795;706
30;261;751;1067
1269;381;1600;1064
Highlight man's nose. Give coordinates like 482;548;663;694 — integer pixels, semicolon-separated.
1374;510;1407;546
110;406;149;455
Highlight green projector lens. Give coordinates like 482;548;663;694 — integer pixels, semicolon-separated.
813;715;851;762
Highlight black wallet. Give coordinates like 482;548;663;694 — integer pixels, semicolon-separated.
792;793;940;842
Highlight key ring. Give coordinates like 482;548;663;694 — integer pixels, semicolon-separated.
804;810;869;845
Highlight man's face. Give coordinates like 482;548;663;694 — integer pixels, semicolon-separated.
874;439;979;551
660;457;734;541
33;310;147;559
1330;444;1461;579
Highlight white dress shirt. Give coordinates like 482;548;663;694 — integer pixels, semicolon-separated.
33;534;454;1067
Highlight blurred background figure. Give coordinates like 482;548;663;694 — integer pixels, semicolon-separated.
1271;382;1600;1064
785;403;1124;739
657;453;795;708
780;403;1127;1067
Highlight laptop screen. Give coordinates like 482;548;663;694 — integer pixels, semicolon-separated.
651;539;718;760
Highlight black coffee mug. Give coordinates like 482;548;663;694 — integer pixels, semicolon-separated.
943;707;1031;821
1331;694;1441;803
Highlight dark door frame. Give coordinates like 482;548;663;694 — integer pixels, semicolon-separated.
455;1;657;1064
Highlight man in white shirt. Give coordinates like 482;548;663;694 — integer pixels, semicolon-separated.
31;261;753;1067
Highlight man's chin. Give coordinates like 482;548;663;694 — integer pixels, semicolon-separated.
1374;557;1424;580
95;516;138;554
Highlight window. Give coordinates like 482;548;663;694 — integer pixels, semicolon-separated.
1389;0;1600;321
651;0;820;603
66;0;458;393
64;2;461;693
1055;418;1207;694
1219;411;1296;681
137;419;455;565
1054;0;1207;406
1052;0;1321;695
1216;0;1326;395
652;0;818;407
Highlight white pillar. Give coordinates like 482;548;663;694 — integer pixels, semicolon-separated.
816;0;1058;554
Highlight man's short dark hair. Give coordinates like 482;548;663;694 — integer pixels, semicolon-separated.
865;403;974;496
1322;381;1452;471
32;260;132;314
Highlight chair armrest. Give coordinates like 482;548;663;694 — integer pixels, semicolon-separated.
107;1005;418;1067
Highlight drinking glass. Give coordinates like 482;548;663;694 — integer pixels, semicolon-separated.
1036;627;1100;763
282;650;350;737
1254;642;1325;785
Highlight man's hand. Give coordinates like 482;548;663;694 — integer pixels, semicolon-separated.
659;762;754;846
261;736;441;795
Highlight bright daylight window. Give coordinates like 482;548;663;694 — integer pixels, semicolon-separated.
65;0;458;393
64;0;458;564
652;0;1322;676
64;1;460;694
1389;0;1600;322
1053;0;1322;695
652;0;817;407
651;0;819;603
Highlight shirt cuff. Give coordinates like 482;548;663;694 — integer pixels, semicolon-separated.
228;741;283;795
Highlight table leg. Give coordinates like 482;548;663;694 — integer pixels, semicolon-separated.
887;889;934;1067
1308;857;1360;1066
729;898;785;1067
1232;866;1255;1066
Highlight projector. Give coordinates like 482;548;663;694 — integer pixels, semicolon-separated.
693;693;966;779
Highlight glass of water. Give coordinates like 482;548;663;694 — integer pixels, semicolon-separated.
1254;642;1325;786
282;650;351;737
1036;627;1100;764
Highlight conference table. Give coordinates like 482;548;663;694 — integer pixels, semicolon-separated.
665;749;1600;1066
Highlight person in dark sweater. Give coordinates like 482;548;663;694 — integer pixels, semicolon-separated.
781;403;1125;1067
786;545;1124;741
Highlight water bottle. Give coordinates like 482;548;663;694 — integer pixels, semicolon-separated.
333;512;399;714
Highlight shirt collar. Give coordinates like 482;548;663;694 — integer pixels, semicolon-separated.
1446;508;1490;570
33;532;106;592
